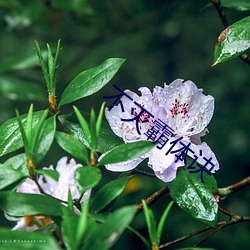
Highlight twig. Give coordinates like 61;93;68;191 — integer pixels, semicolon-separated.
218;206;235;218
211;0;250;66
136;186;169;215
33;177;68;204
159;224;212;249
134;169;156;178
218;176;250;199
193;216;250;247
159;216;250;249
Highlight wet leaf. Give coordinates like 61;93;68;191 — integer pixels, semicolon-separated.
0;111;44;157
56;131;89;165
59;112;123;153
0;192;65;216
221;0;250;11
37;116;56;162
97;141;155;166
75;167;102;194
213;16;250;65
168;161;218;227
59;58;125;106
91;176;132;213
0;164;27;190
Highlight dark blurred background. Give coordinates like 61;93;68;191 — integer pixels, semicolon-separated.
0;0;249;249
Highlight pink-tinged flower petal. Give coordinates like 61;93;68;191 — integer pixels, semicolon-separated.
38;157;82;201
104;79;219;182
105;88;155;142
190;128;208;145
148;146;184;182
154;79;214;136
188;142;220;173
16;178;40;194
105;156;146;172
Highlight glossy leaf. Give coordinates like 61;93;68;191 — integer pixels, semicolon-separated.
83;205;137;250
91;176;132;213
168;162;218;227
142;200;157;244
73;106;91;147
75;167;102;194
0;228;60;250
59;112;123;153
97;141;155;166
0;111;44;157
221;0;250;11
0;164;27;190
56;131;89;165
62;215;80;250
157;201;174;244
59;58;125;106
36;169;59;181
4;153;28;175
36;116;56;162
0;192;65;216
0;76;46;102
213;16;250;65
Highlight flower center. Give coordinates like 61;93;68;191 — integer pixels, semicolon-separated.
170;99;190;122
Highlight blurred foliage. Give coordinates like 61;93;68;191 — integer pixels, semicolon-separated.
0;0;249;249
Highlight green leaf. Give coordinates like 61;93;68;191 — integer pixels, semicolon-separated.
0;192;65;216
75;167;102;194
90;108;97;150
221;0;250;11
4;153;28;175
73;106;91;147
0;228;60;250
0;51;47;74
0;111;44;157
83;205;137;250
97;141;155;166
59;58;125;106
0;76;46;102
96;102;106;140
36;169;59;181
0;164;27;190
168;162;218;227
62;201;89;250
59;112;123;153
142;200;157;245
56;131;89;165
213;16;250;65
76;201;89;248
91;176;132;213
157;201;174;244
62;215;80;250
36;116;56;162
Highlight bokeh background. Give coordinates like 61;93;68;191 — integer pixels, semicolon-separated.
0;0;249;249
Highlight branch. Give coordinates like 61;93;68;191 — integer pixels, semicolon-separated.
218;176;250;199
193;216;250;247
134;169;156;178
159;216;250;249
211;0;250;66
136;186;169;215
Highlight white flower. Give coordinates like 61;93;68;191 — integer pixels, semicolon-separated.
103;79;219;182
12;157;90;231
